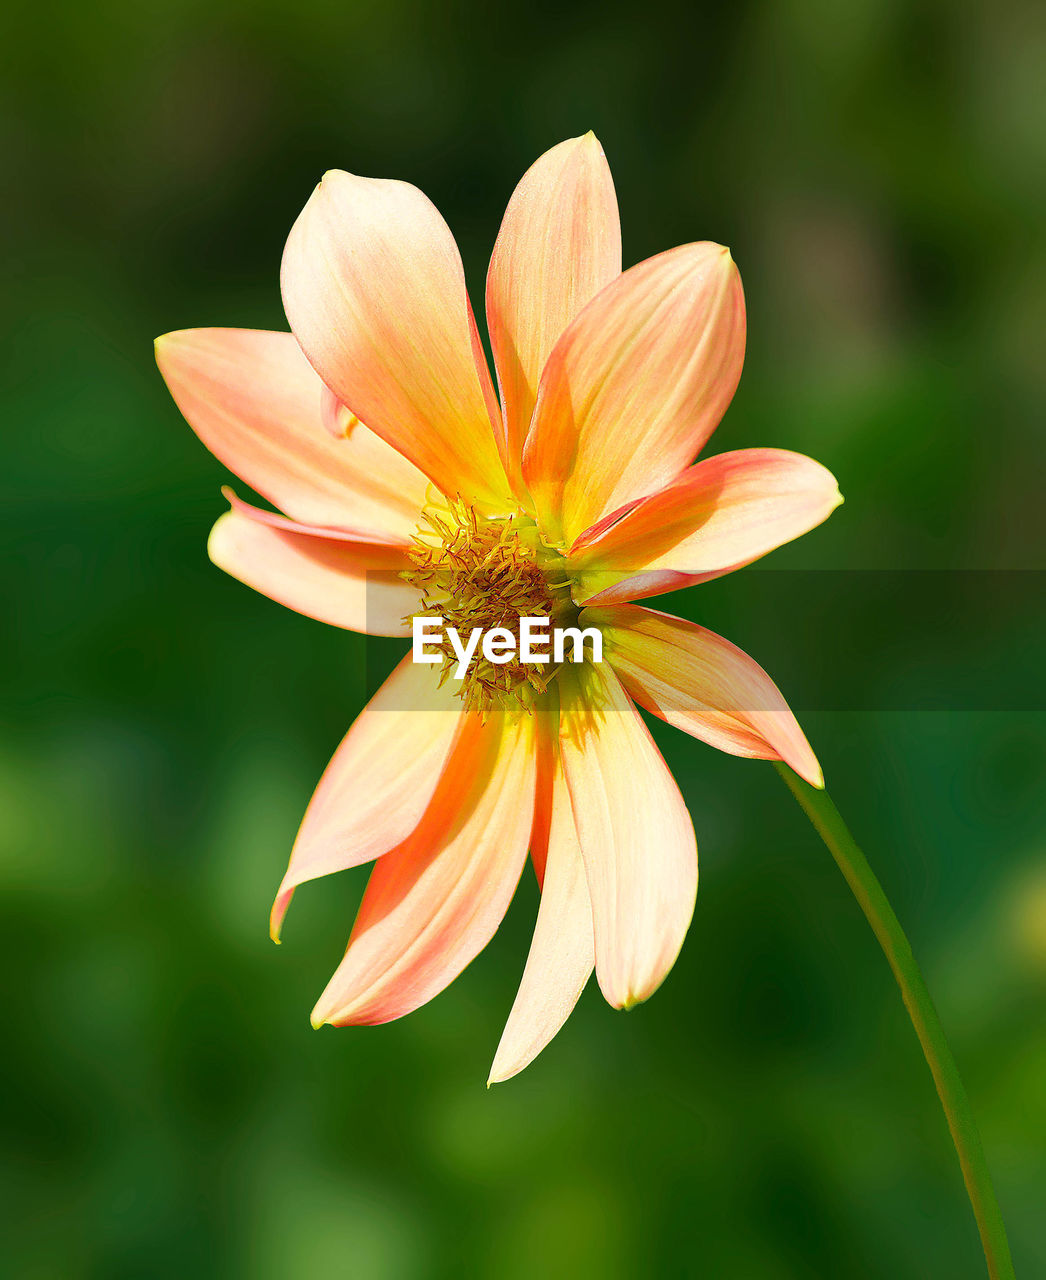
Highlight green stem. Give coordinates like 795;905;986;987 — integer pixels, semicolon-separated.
774;762;1015;1280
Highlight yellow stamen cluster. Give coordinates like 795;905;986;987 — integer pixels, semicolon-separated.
402;499;574;715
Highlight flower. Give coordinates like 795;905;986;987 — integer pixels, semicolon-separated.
155;133;842;1083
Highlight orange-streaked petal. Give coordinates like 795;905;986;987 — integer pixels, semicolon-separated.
558;663;697;1009
155;328;429;540
486;133;621;488
526;704;558;889
271;656;469;940
281;170;511;508
569;448;843;604
208;493;416;636
311;709;537;1027
586;603;823;788
522;242;745;545
489;741;594;1084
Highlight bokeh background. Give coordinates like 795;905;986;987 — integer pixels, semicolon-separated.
3;0;1045;1275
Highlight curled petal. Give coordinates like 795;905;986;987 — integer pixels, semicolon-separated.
489;738;594;1085
523;243;745;545
312;709;536;1027
208;492;416;636
486;132;620;486
558;663;697;1009
570;448;843;604
586;603;823;787
155;327;429;541
271;657;469;940
281;170;511;507
319;383;362;440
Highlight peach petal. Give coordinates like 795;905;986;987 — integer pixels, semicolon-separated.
587;603;823;788
281;170;511;508
558;663;697;1009
486;133;620;488
570;448;843;604
271;656;470;940
489;740;594;1084
522;242;745;545
155;328;429;541
208;494;417;636
311;709;536;1026
526;707;558;889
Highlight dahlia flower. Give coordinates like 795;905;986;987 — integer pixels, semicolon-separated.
156;133;841;1082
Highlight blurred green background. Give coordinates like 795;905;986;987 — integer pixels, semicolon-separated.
3;0;1044;1276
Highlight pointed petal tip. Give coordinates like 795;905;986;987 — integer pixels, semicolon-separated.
786;754;825;790
569;130;610;164
616;986;652;1012
153;328;189;369
778;738;824;792
153;328;204;362
486;1055;523;1087
269;881;293;944
486;1048;526;1086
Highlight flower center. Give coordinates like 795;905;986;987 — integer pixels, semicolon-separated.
401;499;575;714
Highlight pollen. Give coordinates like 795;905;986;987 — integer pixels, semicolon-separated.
402;499;575;714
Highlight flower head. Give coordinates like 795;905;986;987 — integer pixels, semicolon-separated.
156;134;841;1082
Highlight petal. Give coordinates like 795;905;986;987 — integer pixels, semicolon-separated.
558;662;697;1009
486;133;621;487
271;656;469;939
155;328;430;540
208;492;417;636
585;604;823;788
489;739;594;1084
525;705;558;889
312;709;537;1027
522;242;745;545
281;171;511;508
569;448;843;604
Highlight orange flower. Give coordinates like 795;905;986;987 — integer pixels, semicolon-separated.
156;134;841;1082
